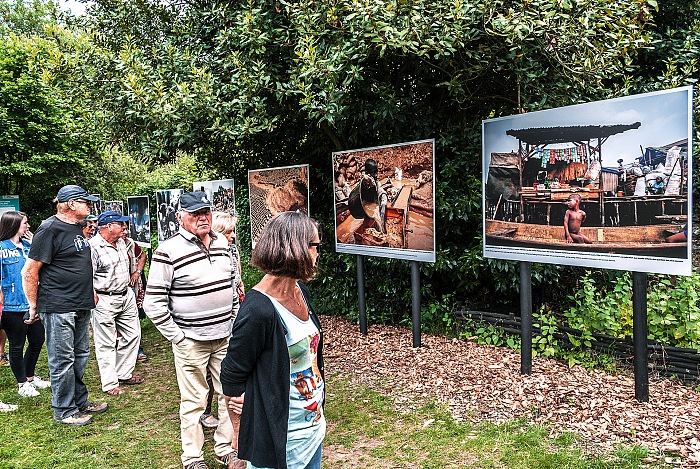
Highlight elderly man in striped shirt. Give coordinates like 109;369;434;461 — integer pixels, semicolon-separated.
89;211;144;397
144;191;239;469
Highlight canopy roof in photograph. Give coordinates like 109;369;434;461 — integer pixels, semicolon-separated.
506;122;641;145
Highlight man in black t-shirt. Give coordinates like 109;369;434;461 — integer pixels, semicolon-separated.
22;185;109;426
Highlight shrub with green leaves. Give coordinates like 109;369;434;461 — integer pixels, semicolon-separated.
566;271;700;351
646;275;700;350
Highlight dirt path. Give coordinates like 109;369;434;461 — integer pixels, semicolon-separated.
322;315;700;466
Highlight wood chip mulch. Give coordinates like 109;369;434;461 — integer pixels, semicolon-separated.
322;315;700;466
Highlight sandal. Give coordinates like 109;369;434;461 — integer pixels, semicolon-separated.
215;451;246;469
119;375;144;385
106;386;125;396
200;413;219;428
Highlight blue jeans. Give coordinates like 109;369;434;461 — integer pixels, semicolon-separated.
303;444;322;469
40;311;91;419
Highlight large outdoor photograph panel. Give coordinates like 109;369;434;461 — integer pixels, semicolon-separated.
333;139;436;263
193;179;236;214
482;87;693;276
156;189;182;244
127;196;151;248
248;165;309;248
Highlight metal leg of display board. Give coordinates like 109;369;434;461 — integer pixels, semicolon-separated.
411;261;421;348
357;255;367;335
632;271;649;402
520;261;532;375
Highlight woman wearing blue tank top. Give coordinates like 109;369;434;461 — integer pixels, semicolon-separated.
0;211;50;399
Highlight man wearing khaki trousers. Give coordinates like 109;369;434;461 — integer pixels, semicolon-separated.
144;192;239;469
89;211;144;396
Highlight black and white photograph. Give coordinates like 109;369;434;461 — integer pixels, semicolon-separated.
127;196;151;248
483;87;693;276
90;194;103;216
156;189;182;243
104;200;124;214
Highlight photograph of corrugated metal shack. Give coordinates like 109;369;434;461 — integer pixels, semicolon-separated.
485;123;688;258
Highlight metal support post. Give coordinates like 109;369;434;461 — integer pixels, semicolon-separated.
520;261;532;375
632;271;649;402
357;255;367;335
411;261;421;348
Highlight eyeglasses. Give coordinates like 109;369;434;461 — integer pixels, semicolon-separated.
309;241;322;251
73;199;94;207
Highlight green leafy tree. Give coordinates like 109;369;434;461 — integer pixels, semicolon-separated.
0;29;99;223
72;0;696;323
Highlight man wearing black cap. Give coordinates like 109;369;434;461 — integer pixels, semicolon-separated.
144;191;238;469
89;211;144;397
22;185;108;426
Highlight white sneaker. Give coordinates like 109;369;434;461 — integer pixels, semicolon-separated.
0;400;17;412
18;381;40;397
29;376;51;389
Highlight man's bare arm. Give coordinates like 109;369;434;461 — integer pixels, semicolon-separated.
130;249;148;287
136;251;147;271
22;259;43;323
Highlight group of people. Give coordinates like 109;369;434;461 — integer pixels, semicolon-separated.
0;185;327;469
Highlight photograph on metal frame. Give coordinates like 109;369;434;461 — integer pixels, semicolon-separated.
482;87;692;276
193;179;236;214
127;196;151;248
104;200;124;215
333;139;436;263
155;189;182;244
90;194;103;216
248;164;309;248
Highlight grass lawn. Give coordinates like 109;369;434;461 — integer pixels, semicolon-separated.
0;319;666;468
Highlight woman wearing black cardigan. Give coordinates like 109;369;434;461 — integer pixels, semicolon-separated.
221;212;325;469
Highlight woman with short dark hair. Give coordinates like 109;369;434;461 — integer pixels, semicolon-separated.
0;211;50;398
221;211;325;469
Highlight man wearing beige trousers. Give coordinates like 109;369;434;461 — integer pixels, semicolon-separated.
144;192;240;469
89;211;144;396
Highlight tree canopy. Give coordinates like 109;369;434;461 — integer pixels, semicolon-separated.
0;19;98;220
80;0;662;165
2;0;699;320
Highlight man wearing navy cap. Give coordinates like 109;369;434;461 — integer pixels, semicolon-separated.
145;191;238;468
89;211;144;397
22;185;108;426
